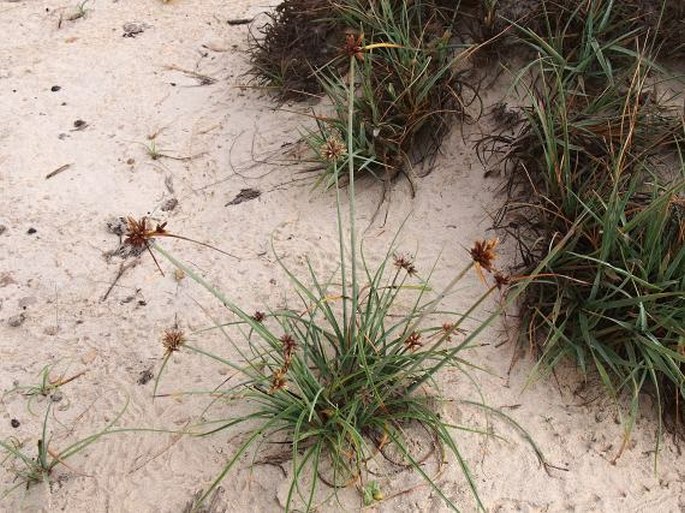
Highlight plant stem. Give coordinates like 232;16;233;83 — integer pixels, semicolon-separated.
348;55;358;343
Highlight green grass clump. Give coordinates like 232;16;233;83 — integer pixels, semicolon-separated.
152;55;543;512
251;0;482;187
488;0;685;61
307;0;478;188
1;401;127;497
487;0;685;453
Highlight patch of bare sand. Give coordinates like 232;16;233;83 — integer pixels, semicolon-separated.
0;1;683;512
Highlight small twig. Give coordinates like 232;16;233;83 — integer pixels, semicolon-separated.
226;18;253;26
47;447;92;477
50;370;87;388
164;65;217;86
46;163;72;180
101;261;137;301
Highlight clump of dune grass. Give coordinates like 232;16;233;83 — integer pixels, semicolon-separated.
307;0;483;188
152;53;546;512
484;0;685;455
251;0;483;187
485;0;685;62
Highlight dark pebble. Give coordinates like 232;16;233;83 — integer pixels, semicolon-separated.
27;227;37;234
73;119;86;128
7;313;26;327
50;85;61;92
10;419;20;428
137;369;154;385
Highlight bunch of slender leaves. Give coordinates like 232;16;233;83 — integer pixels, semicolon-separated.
152;50;545;512
305;0;481;188
0;401;127;497
490;4;685;454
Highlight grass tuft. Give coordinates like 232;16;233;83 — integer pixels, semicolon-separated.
483;0;685;453
150;52;545;512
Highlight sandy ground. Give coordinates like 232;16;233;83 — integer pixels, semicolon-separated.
1;1;684;512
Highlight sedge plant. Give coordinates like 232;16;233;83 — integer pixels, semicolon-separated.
151;45;545;512
0;400;127;497
4;362;86;416
304;0;481;188
491;7;685;459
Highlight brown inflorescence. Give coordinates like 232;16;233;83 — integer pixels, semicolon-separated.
281;334;297;365
494;271;511;290
470;238;498;274
320;137;347;162
393;254;417;276
124;216;168;249
162;328;186;356
269;333;298;394
342;32;364;60
404;331;422;351
269;368;288;393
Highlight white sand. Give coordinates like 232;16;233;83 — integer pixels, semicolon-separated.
1;1;683;512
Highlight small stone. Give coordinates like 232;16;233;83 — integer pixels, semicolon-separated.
160;197;178;212
0;225;6;235
50;390;64;403
122;22;149;38
225;188;261;206
10;419;20;428
50;85;61;92
27;227;37;234
137;368;153;385
7;313;26;327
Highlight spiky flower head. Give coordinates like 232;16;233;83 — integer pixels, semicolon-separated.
162;328;185;355
470;238;499;282
320;137;347;162
269;368;287;393
404;331;422;351
393;254;417;275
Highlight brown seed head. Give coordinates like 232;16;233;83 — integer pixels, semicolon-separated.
470;238;499;274
494;272;510;290
320;137;346;162
124;216;149;248
280;334;297;364
269;368;287;393
124;216;167;248
441;322;454;342
404;331;422;351
162;328;185;355
393;254;417;275
252;311;266;323
342;32;364;60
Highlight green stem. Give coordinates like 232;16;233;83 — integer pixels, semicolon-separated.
334;161;349;334
405;262;474;336
348;55;358;344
